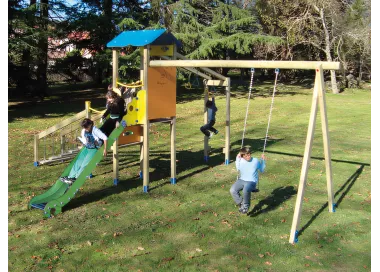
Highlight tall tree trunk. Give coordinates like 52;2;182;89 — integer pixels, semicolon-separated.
318;6;339;94
19;0;37;93
358;55;363;88
103;0;112;17
36;0;49;98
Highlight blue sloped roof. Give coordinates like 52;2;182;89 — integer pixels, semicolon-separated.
107;29;181;48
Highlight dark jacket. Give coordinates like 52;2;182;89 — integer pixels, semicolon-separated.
102;97;126;122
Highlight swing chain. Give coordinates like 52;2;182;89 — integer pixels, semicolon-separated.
262;69;280;156
240;68;255;149
236;68;255;181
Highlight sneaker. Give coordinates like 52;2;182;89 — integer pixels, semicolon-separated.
239;204;249;214
208;132;214;139
214;130;219;135
60;176;68;182
62;177;76;185
67;177;76;184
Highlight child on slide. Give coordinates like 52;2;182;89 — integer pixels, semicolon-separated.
60;118;108;185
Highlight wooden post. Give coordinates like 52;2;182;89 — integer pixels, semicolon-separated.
60;132;65;156
85;101;91;119
289;67;321;244
139;143;143;179
34;135;39;166
204;90;209;162
149;60;342;70
170;117;177;184
112;138;119;185
225;77;231;164
143;46;150;192
317;67;335;212
170;45;177;184
112;49;118;89
139;50;144;180
112;49;119;185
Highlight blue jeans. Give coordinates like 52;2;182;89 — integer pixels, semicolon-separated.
200;120;217;137
230;179;257;209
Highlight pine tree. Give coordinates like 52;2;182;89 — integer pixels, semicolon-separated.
162;0;282;75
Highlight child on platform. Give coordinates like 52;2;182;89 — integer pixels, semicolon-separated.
100;90;126;136
60;118;108;185
230;147;266;214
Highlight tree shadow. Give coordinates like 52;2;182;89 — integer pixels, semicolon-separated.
297;164;365;238
8;87;107;123
175;75;311;105
247;186;297;217
264;150;371;166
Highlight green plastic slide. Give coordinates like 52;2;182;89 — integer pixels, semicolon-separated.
29;122;127;218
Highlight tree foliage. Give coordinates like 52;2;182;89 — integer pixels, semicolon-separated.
8;0;371;96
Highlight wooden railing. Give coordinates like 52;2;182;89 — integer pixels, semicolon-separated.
34;101;104;166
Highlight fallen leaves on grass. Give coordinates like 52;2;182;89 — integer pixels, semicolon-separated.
221;219;232;228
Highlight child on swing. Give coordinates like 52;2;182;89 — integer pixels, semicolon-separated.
200;92;218;139
60;118;108;185
230;147;266;214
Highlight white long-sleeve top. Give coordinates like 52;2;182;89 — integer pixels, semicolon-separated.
78;126;108;149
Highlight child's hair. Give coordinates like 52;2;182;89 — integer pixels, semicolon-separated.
106;90;119;100
107;84;113;92
205;100;213;108
81;118;94;129
239;146;251;156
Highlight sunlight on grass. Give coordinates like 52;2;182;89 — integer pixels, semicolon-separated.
8;85;371;271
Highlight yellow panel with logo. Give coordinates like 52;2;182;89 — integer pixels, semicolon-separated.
123;90;146;126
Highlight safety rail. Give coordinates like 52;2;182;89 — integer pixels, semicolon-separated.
33;101;104;166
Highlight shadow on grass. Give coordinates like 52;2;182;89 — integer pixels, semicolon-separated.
247;186;297;217
8;86;107;123
62;137;283;210
176;75;311;104
297;164;365;239
265;150;371;166
63;177;142;212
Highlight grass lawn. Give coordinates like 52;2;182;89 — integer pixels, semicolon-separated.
8;80;371;271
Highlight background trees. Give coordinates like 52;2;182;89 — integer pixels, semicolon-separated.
8;0;371;97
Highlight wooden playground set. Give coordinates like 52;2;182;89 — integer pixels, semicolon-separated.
30;28;342;244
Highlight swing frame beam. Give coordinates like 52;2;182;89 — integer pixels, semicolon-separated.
150;59;340;244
